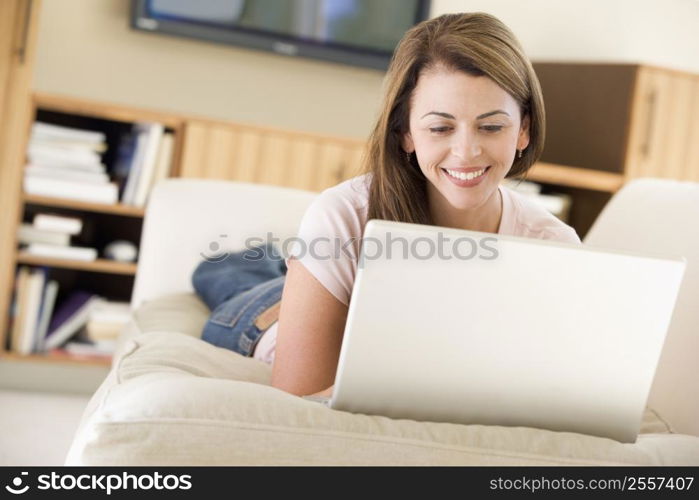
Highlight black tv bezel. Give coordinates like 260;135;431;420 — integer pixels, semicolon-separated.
130;0;431;71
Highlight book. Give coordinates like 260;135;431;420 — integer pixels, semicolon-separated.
28;143;102;165
64;339;117;356
25;160;107;175
34;279;59;353
9;267;30;353
31;122;106;144
17;224;70;246
133;125;166;207
23;177;118;204
17;269;46;355
122;123;164;205
24;164;109;184
33;214;83;235
140;132;174;206
30;137;107;154
25;244;97;262
42;291;99;351
86;299;131;340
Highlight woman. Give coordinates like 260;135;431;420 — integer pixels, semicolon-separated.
195;12;581;397
264;12;580;398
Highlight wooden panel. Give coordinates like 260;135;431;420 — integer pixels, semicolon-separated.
0;0;42;350
314;141;346;191
526;162;625;193
232;130;262;183
206;124;238;180
257;133;291;186
33;93;182;128
16;253;137;275
179;121;209;178
286;138;319;190
342;143;366;181
683;77;699;182
657;73;694;180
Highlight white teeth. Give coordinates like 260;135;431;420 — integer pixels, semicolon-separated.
445;167;487;181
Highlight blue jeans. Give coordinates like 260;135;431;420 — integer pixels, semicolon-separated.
192;243;286;356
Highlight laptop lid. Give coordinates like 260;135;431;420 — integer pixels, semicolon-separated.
329;219;686;442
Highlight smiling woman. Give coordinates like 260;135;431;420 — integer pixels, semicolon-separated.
265;13;582;397
200;13;582;398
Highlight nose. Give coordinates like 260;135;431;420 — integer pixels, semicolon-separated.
450;127;482;162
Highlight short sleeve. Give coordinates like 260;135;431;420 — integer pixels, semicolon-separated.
539;224;582;245
285;188;365;306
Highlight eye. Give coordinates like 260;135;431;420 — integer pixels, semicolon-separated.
481;125;503;133
429;127;451;134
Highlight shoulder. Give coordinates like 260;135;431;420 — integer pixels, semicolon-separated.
304;173;371;225
501;184;581;244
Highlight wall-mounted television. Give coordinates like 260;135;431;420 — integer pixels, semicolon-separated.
130;0;431;71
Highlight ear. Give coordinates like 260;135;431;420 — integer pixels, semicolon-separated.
518;114;531;151
402;131;415;154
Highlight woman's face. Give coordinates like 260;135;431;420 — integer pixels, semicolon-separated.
402;68;530;212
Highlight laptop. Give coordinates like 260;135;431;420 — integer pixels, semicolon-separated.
320;219;686;443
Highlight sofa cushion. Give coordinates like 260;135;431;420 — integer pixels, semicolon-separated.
66;327;699;465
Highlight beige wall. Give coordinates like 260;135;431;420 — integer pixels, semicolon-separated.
33;0;699;140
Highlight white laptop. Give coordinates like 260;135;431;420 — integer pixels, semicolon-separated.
323;219;686;443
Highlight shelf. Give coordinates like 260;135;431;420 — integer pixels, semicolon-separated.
525;162;625;193
33;92;183;128
16;252;137;275
0;351;112;367
23;194;145;217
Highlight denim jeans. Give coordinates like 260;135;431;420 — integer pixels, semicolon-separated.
192;243;286;356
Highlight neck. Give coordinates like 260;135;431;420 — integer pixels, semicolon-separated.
428;185;503;233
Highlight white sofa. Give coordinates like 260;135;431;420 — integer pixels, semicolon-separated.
66;178;699;465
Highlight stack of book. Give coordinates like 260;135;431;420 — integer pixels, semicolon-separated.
9;275;130;360
502;178;573;222
59;299;131;359
23;122;119;204
9;266;58;355
113;122;174;207
17;212;97;262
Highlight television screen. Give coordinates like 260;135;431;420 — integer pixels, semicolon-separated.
131;0;431;70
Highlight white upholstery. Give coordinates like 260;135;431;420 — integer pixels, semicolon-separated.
66;178;699;465
130;179;317;309
584;178;699;437
66;293;699;466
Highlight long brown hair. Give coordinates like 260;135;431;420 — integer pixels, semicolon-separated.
360;12;546;225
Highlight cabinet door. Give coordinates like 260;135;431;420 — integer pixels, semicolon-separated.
0;0;41;342
178;119;364;191
626;67;696;181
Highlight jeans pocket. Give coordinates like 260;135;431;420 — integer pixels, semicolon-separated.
202;276;285;356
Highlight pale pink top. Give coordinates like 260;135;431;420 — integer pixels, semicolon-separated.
253;173;581;365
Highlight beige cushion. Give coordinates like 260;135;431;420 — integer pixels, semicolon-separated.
66;294;699;465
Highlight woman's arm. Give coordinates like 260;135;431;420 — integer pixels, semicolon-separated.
271;257;348;396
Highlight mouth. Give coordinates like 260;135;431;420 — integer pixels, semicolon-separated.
440;166;491;185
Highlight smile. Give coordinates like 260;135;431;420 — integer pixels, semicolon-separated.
443;167;488;181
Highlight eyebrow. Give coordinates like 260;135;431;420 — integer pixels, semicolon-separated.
420;110;510;120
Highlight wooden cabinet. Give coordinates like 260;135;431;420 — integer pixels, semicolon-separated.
530;62;699;235
534;62;699;181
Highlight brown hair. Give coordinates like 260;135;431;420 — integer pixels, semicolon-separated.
360;12;546;225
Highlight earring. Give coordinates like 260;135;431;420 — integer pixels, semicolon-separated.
405;151;412;163
517;149;523;159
